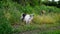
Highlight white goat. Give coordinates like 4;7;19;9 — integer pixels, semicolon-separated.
21;14;34;24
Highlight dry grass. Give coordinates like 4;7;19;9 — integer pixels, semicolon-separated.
33;13;60;24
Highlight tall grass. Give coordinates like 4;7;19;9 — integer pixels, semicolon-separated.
33;13;60;24
0;11;12;34
0;1;60;34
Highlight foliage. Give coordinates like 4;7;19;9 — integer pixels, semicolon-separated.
12;0;41;6
0;11;12;34
0;0;60;34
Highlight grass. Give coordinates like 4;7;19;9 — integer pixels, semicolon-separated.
0;1;60;34
39;30;60;34
0;15;13;34
11;12;60;34
0;7;60;34
12;22;60;34
33;13;60;24
18;29;60;34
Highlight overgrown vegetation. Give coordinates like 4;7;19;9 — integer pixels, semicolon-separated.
0;0;60;34
0;11;12;34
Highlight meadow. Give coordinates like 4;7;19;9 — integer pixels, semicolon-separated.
0;0;60;34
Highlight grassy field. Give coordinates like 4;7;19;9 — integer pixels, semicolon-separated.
0;1;60;34
12;13;60;34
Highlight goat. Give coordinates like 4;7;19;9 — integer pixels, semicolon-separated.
21;14;34;24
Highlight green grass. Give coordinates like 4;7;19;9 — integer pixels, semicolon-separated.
18;29;60;34
0;1;60;34
0;15;13;34
12;22;60;34
39;30;60;34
